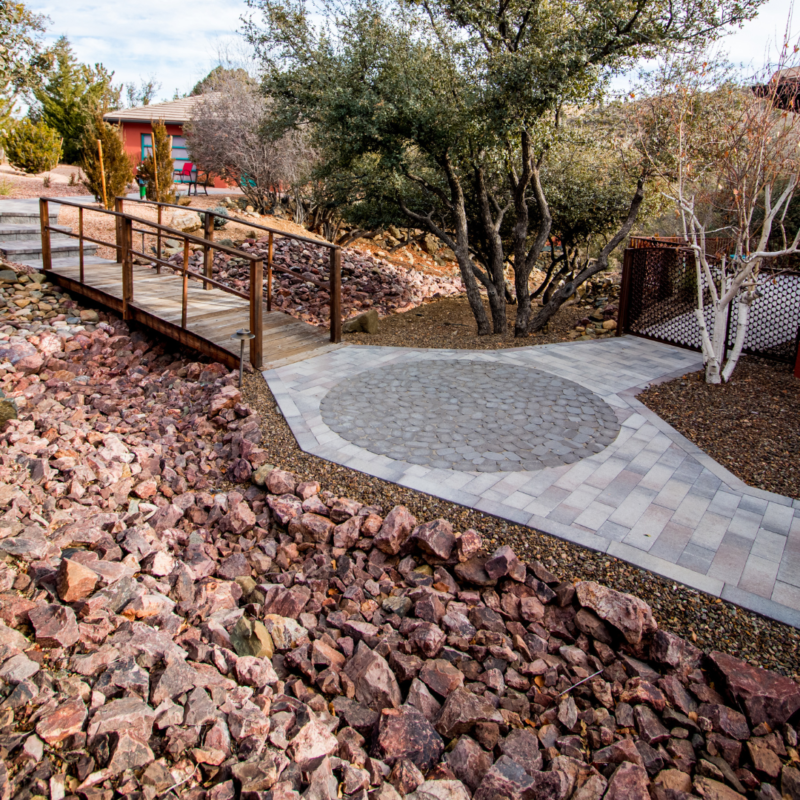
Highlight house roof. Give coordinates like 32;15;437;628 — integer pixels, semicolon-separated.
104;94;215;125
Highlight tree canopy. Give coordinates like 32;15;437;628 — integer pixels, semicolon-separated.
32;37;120;164
245;0;765;335
0;1;50;129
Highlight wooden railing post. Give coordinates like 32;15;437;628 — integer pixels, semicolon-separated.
78;206;85;284
39;199;52;271
121;216;133;320
156;204;163;272
329;246;342;343
181;239;190;329
250;258;264;369
114;197;123;262
267;232;273;311
202;211;214;289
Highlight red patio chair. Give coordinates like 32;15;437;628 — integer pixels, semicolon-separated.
173;162;201;195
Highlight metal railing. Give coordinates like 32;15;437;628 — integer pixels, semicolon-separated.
117;196;342;343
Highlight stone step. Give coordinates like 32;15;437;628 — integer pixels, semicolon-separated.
0;238;99;264
18;255;112;273
0;211;59;227
0;224;72;243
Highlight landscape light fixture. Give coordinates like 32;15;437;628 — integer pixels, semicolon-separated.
231;329;256;388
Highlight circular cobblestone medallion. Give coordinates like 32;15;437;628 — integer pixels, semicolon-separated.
320;360;621;472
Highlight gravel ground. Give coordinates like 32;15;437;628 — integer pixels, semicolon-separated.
241;368;800;678
346;295;591;349
639;357;800;500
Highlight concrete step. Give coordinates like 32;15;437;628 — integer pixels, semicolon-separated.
0;224;71;243
0;212;59;227
0;238;99;264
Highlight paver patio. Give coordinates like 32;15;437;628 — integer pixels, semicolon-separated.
264;336;800;628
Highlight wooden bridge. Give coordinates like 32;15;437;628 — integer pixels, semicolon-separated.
39;197;344;371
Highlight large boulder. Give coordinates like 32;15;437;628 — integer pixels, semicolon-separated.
708;650;800;729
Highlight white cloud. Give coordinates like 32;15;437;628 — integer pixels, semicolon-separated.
25;0;799;100
27;0;249;98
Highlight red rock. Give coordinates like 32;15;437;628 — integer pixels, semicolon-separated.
56;558;98;602
296;480;321;500
592;739;645;769
498;728;543;775
419;659;465;698
333;515;363;548
411;519;456;560
374;707;445;771
484;545;525;581
574;581;656;645
699;703;750;741
454;557;497;587
694;776;747;800
456;529;482;562
330;497;362;522
407;622;446;658
299;512;336;543
605;763;650;800
361;513;383;536
36;698;87;744
209;386;242;415
107;732;154;775
374;505;417;555
388;758;425;795
783;766;800;800
446;735;492;792
747;741;782;778
435;688;504;738
266;468;297;495
344;641;402;712
287;721;339;769
28;603;80;648
708;650;800;729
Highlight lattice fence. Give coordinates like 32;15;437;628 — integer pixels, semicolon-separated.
619;243;800;364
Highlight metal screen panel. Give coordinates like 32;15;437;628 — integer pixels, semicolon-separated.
622;245;800;364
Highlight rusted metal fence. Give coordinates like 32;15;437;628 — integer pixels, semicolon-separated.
619;240;800;367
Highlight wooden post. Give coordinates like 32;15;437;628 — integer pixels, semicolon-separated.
617;247;633;337
267;231;273;311
39;198;52;272
181;239;189;329
249;258;264;369
156;205;163;272
794;335;800;379
329;247;342;343
97;139;107;209
114;197;123;263
78;206;85;284
121;217;133;319
202;211;214;289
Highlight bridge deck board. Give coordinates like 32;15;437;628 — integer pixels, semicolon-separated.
45;258;342;370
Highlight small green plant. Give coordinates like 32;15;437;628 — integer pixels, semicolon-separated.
2;119;62;174
42;175;51;188
0;179;12;197
81;113;134;209
137;119;175;203
69;172;76;186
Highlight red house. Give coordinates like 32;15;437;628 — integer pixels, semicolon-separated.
103;96;228;189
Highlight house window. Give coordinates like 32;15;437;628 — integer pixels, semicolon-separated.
141;132;190;172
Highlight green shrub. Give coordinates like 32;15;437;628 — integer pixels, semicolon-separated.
3;119;62;174
136;120;175;203
80;113;134;208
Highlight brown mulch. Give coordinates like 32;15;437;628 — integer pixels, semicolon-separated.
639;357;800;500
346;295;590;349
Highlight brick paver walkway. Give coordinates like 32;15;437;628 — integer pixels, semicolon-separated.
264;337;800;628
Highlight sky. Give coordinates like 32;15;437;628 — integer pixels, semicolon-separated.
24;0;800;103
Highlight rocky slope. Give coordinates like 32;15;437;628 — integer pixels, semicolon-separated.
163;237;464;328
0;272;798;800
